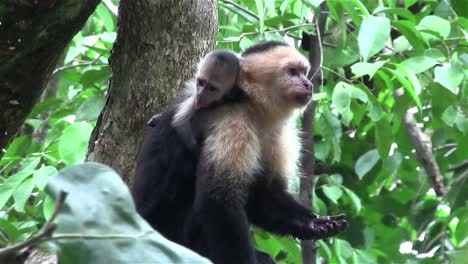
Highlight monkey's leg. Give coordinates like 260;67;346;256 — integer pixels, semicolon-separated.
191;189;257;264
246;176;347;240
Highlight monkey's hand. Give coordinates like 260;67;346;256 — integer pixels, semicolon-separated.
147;113;163;127
302;213;347;240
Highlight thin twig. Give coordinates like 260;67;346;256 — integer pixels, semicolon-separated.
51;62;108;76
0;192;67;256
433;143;457;152
220;0;259;20
51;54;107;76
218;23;315;43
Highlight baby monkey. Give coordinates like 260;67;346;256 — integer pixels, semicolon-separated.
147;50;243;150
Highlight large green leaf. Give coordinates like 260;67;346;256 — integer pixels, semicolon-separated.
419;15;450;40
0;171;33;210
322;185;343;204
400;56;438;74
351;61;386;78
45;163;211;264
358;16;391;61
354;149;380;180
393;20;428;54
434;62;464;93
332;82;353;124
58;122;94;166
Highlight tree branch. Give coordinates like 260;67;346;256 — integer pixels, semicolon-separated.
0;192;67;257
401;112;446;196
299;3;327;264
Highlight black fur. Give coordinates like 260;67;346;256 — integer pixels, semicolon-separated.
242;41;288;56
133;42;347;264
133;109;198;244
207;50;240;69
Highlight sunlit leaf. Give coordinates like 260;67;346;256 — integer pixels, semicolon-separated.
419;15;450;40
358;16;391;61
33;166;58;190
58;122;94;166
393;20;428;54
343;187;362;213
400;56;438;74
322;185;343;204
12;177;34;213
434;62;464;93
351;61;386;78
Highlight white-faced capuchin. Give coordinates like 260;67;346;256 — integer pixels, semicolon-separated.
147;50;244;150
132;41;347;264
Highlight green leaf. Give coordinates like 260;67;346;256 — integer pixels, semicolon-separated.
76;95;105;121
373;7;416;23
58;122;94;166
343;187;362;213
434;63;464;93
43;195;55;219
349;86;368;103
0;171;33;210
333;239;353;258
358;16;391;61
424;48;446;62
312;190;328;215
452;0;468;17
375;120;392;159
351;61;386;78
400;56;438;74
383;67;422;111
322;185;343;204
354;149;380;180
419;16;450;39
45;163;210;264
396;64;421;95
393;20;428;54
332;82;352;116
33;166;58;190
354;249;376;264
12;177;34;213
95;4;115;32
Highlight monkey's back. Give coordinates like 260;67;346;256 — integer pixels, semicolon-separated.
132;109;198;244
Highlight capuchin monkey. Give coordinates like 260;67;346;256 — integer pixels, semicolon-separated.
147;50;244;150
132;41;347;264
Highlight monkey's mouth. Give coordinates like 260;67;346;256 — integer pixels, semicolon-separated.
294;87;312;103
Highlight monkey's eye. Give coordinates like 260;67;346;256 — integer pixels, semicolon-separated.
197;79;206;87
288;67;299;77
207;85;218;92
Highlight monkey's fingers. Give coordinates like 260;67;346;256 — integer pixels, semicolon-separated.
305;214;348;239
147;113;163;127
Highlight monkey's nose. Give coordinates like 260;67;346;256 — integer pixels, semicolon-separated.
304;81;313;91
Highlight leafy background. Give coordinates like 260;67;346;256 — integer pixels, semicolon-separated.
0;0;467;263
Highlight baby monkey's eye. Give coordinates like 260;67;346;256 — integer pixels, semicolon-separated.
197;79;206;87
288;67;299;77
207;84;218;92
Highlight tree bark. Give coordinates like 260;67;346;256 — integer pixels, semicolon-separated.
299;3;327;264
87;0;218;184
0;0;100;157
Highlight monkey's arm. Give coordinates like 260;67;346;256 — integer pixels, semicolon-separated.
246;176;347;240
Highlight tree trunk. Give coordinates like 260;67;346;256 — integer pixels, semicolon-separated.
0;0;100;156
87;0;218;184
